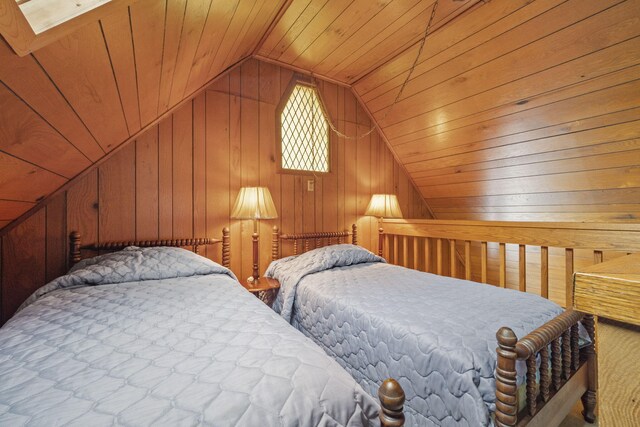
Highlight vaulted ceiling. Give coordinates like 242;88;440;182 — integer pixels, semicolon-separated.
1;0;639;231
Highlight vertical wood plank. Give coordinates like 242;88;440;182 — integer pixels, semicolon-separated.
519;244;527;292
66;169;98;248
135;126;159;240
205;84;230;264
413;236;419;270
541;246;549;299
45;193;66;281
172;102;193;238
2;210;45;324
158;119;173;238
99;143;135;241
193;93;207;242
499;242;506;288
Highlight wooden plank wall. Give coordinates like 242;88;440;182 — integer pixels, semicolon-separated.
0;0;287;227
0;58;431;324
354;0;640;223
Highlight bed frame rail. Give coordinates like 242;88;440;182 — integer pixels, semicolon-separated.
271;224;357;260
495;310;596;427
69;228;231;268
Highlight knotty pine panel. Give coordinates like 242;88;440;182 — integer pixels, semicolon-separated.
0;59;431;324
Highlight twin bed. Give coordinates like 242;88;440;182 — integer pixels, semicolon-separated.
0;223;603;426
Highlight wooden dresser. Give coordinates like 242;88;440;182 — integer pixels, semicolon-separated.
574;253;640;426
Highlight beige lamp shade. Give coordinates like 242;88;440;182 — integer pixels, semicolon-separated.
231;187;278;220
365;194;403;219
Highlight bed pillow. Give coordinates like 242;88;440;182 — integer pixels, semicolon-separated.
19;246;236;311
266;244;385;321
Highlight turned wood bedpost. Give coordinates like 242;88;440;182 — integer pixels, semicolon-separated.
222;227;230;268
69;231;81;267
378;378;405;427
352;223;358;245
495;327;518;427
378;228;384;257
581;314;597;423
272;226;279;261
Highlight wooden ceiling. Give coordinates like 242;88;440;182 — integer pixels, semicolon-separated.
1;0;639;230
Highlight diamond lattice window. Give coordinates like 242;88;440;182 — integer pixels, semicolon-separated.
279;83;329;173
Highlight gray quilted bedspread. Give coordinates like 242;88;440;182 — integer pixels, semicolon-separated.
266;245;565;426
0;247;378;426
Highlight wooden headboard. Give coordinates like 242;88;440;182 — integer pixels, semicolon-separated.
271;224;358;260
69;228;231;268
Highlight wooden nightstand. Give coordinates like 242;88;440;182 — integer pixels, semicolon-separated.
242;277;280;307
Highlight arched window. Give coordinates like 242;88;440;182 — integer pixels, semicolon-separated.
277;79;330;173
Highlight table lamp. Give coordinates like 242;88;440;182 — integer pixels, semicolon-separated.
365;194;403;256
231;187;278;281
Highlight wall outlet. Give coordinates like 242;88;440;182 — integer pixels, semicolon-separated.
307;179;315;192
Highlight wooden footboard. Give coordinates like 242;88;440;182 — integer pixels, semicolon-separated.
495;310;597;427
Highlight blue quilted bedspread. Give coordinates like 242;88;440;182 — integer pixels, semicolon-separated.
1;246;379;426
266;245;565;426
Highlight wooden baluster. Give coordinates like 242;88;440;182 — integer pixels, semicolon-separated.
562;329;571;380
551;338;562;391
581;314;597;423
378;228;384;257
393;235;398;265
304;239;310;253
464;240;471;280
437;238;443;276
593;250;603;264
539;346;550;403
413;237;419;270
402;236;409;268
424;238;430;273
495;328;518;427
481;241;488;283
526;355;537;416
293;239;298;255
316;237;321;249
565;248;574;307
449;239;456;278
378;379;405;427
384;234;390;261
541;246;549;299
499;243;506;288
571;324;580;371
519;244;526;292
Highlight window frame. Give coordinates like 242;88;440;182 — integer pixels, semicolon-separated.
275;75;332;176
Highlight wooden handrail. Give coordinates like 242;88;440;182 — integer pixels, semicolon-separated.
380;219;640;251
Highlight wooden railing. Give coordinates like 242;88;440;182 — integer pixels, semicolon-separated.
379;219;640;307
